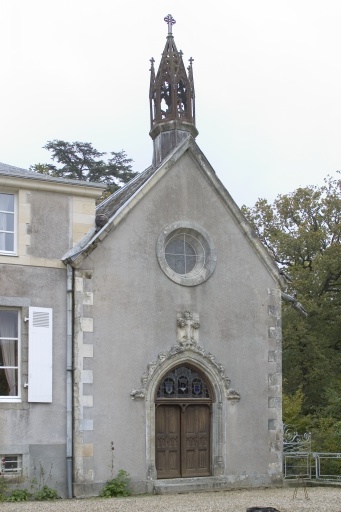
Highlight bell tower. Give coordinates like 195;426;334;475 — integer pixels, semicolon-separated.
149;15;198;167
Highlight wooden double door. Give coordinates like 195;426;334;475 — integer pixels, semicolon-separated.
155;403;211;478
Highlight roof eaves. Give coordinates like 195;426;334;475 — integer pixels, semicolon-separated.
0;161;106;189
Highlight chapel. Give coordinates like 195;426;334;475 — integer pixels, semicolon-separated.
63;14;285;495
0;15;285;498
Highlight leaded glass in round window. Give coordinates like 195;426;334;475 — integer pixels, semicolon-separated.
165;234;198;275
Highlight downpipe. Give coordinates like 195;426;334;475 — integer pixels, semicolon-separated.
66;264;73;498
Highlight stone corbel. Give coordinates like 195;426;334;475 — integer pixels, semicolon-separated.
130;388;146;399
226;389;241;403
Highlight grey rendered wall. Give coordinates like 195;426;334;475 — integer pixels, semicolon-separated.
0;264;68;496
74;151;282;495
0;184;72;496
0;265;66;496
27;190;70;259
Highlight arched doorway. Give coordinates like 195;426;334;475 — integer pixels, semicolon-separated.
155;365;213;478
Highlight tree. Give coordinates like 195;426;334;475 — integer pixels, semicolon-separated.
242;173;341;417
30;140;137;195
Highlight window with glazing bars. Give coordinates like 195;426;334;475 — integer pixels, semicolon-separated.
0;193;15;253
0;455;22;475
0;309;19;399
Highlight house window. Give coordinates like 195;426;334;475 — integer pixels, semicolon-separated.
0;455;22;476
0;309;20;399
0;193;15;254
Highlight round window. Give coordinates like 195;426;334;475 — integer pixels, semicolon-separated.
156;222;217;286
165;233;202;275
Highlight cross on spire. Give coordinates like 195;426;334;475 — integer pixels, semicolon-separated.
164;14;176;35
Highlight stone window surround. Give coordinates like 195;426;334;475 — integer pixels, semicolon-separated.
156;221;217;286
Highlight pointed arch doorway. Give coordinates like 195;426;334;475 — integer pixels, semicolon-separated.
155;365;213;479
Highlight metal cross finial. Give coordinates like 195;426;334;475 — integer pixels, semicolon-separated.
164;14;176;34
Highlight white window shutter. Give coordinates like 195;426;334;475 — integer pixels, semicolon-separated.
28;307;53;403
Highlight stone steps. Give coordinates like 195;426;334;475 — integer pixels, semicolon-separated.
153;477;229;494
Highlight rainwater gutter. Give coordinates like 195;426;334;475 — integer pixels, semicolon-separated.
66;264;73;498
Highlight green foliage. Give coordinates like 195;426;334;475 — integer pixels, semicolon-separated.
310;417;341;453
34;484;59;501
282;388;311;432
30;140;137;198
1;482;59;502
0;477;8;501
244;173;341;460
311;418;341;475
243;173;341;417
100;470;131;498
0;460;59;502
6;489;31;502
29;461;59;500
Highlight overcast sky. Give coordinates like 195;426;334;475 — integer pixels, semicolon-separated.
1;0;340;207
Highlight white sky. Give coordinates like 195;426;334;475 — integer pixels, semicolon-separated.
1;0;340;207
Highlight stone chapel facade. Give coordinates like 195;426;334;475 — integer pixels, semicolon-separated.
63;16;285;496
0;16;285;498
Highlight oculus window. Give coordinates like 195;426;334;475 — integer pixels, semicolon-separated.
157;222;216;286
0;193;15;254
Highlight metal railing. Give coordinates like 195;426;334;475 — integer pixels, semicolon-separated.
283;425;341;481
313;453;341;481
283;452;312;479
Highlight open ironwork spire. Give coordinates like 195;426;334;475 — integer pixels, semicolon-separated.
149;15;198;167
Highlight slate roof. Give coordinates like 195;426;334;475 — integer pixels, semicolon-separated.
62;140;183;264
0;161;106;189
96;164;156;218
0;162;40;177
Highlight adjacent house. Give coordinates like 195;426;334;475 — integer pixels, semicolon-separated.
0;162;104;496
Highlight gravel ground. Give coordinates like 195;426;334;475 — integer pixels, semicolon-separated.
0;487;340;512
